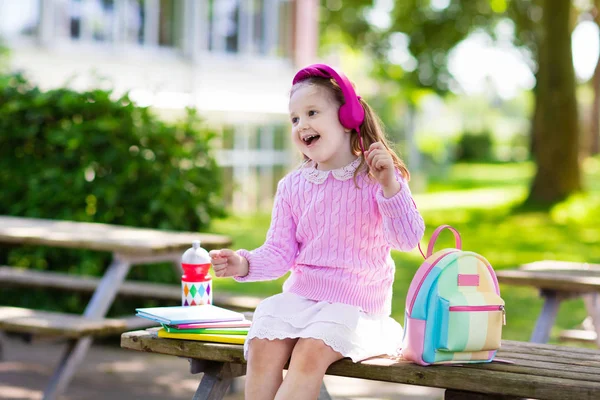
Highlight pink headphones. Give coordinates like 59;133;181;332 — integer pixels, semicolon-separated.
292;64;366;154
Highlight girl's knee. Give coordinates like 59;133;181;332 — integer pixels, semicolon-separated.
289;338;343;374
247;338;296;369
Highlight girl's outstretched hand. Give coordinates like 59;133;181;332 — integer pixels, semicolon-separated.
209;249;249;278
365;142;400;197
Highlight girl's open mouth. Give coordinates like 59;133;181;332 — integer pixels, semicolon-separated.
303;135;321;146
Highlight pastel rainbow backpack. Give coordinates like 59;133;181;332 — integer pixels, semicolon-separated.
401;225;505;365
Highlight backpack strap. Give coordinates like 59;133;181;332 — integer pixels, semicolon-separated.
426;225;462;258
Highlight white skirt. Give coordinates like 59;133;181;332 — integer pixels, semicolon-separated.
244;292;404;363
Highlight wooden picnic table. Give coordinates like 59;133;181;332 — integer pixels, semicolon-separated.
496;260;600;345
0;215;231;400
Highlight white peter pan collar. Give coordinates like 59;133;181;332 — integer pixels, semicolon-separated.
301;157;362;184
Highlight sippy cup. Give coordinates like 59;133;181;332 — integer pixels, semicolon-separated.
181;240;212;306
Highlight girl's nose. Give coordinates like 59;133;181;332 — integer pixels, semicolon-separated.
297;121;309;131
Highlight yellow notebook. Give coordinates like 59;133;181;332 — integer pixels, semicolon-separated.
157;328;246;344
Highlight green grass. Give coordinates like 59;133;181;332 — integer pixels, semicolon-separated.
210;158;600;344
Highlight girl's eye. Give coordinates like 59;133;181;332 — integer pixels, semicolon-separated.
291;117;298;124
308;110;317;116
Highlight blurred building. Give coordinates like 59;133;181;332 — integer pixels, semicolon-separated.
0;0;319;212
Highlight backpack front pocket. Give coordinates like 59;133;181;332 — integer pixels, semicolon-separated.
436;294;505;353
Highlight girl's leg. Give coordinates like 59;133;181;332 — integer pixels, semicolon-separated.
245;337;298;400
275;338;344;400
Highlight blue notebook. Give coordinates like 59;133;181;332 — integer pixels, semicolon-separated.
135;304;245;325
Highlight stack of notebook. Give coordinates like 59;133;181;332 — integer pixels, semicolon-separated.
136;304;251;344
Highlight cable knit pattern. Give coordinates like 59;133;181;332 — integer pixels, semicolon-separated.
235;159;425;315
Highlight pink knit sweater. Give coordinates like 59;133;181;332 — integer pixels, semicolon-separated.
235;158;425;315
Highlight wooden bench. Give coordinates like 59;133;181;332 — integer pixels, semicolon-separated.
0;306;144;338
0;306;154;362
121;329;600;400
0;266;262;311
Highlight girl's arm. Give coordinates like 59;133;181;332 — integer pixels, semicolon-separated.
375;173;425;251
233;177;298;282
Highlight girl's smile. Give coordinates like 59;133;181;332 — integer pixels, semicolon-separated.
301;132;320;147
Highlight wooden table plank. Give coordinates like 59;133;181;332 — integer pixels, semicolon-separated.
497;270;600;293
0;216;231;254
496;261;600;293
520;260;600;272
559;329;598;343
120;331;600;400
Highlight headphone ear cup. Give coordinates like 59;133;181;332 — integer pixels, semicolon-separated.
338;103;352;130
338;101;365;131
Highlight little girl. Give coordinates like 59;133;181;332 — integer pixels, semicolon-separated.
210;64;425;400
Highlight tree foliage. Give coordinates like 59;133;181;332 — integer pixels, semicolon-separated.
321;0;583;206
0;73;225;230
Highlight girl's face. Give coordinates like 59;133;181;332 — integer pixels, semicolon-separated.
289;84;355;171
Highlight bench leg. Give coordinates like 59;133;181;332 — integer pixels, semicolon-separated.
43;337;92;400
530;289;563;343
42;256;132;400
0;330;5;360
445;389;522;399
191;361;245;400
583;293;600;346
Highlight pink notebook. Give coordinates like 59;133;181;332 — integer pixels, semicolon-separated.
175;319;252;329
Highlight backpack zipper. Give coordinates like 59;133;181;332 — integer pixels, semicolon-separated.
449;305;506;325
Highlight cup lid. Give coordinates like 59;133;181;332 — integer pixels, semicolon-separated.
181;240;210;264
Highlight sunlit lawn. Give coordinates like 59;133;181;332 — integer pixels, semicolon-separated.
210;157;600;343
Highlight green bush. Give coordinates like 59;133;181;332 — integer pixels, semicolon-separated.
455;130;495;162
0;73;225;313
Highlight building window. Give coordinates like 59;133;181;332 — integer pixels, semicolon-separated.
276;0;293;58
6;0;293;60
122;0;144;44
215;122;294;211
251;0;263;54
208;0;239;53
58;0;181;49
0;0;41;38
207;0;292;58
158;0;181;47
67;0;116;42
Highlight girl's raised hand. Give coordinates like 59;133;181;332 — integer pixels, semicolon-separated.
365;142;397;190
209;249;249;278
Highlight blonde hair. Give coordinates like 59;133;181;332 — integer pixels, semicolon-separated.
291;77;410;183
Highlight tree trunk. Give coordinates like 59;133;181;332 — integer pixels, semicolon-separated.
591;1;600;156
530;75;542;157
526;0;581;206
591;56;600;155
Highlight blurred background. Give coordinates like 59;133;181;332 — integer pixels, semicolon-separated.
1;0;310;214
1;0;600;384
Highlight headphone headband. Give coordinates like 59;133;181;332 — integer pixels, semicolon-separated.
292;64;366;153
